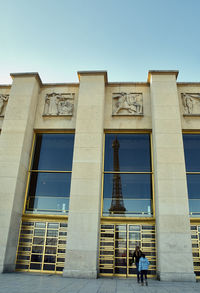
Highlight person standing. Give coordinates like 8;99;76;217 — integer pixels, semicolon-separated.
139;253;150;286
132;246;142;283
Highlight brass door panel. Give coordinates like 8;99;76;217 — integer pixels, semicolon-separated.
99;223;156;277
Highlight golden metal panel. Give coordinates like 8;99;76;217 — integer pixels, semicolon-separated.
99;222;156;278
190;224;200;278
16;218;67;274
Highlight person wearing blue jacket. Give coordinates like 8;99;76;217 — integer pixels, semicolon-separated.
138;253;149;286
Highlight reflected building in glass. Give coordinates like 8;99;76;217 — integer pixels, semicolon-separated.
0;70;199;282
109;137;126;214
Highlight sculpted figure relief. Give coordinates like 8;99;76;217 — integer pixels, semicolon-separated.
182;93;200;115
0;94;9;115
112;92;143;115
43;92;74;116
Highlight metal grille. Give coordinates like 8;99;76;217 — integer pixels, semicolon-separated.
99;223;156;277
191;225;200;277
16;220;67;273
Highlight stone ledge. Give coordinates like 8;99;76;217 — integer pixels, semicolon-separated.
63;269;97;279
147;70;179;82
158;272;196;282
77;71;108;83
10;72;42;87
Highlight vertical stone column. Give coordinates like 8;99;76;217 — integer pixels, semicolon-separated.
149;71;195;281
63;71;106;278
0;73;40;272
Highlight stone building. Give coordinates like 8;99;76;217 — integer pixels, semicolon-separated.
0;70;200;282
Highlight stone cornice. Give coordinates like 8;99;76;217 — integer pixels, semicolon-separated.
0;84;11;88
10;72;42;87
147;70;179;82
77;71;108;83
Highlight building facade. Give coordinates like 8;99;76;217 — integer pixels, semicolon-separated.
0;70;200;281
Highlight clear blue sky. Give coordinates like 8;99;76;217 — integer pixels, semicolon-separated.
0;0;200;84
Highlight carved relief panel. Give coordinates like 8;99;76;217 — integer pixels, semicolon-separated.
0;94;9;116
112;92;143;116
182;93;200;115
43;92;74;116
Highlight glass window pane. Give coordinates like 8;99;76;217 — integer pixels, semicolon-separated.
183;134;200;172
187;174;200;199
33;238;44;245
45;247;57;254
30;263;41;270
104;134;151;172
27;197;69;214
48;223;59;229
103;174;152;199
46;238;57;246
129;232;140;240
43;264;55;271
47;230;58;237
44;255;56;263
28;172;71;197
32;246;44;253
31;255;42;262
189;199;200;215
103;199;152;216
35;222;46;228
32;133;74;171
34;229;45;236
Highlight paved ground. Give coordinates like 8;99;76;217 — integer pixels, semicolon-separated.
0;273;200;293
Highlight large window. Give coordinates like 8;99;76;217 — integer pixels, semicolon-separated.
102;133;153;217
183;134;200;216
25;133;74;215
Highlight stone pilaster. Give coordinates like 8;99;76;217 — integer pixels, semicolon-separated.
63;72;106;278
149;71;195;281
0;73;40;272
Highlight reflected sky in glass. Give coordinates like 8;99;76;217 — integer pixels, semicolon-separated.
103;199;152;216
187;174;200;199
104;134;151;172
183;134;200;172
104;174;152;199
32;133;74;171
29;172;71;197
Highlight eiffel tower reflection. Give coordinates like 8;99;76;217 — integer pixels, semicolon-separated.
109;137;126;214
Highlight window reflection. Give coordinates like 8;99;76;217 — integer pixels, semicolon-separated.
104;174;152;199
29;173;71;197
26;133;74;215
183;134;200;172
183;134;200;216
103;134;152;217
32;133;74;171
104;134;151;172
187;175;200;199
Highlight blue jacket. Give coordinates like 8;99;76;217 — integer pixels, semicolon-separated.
139;257;149;271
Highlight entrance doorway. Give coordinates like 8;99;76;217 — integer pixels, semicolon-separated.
99;223;156;277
